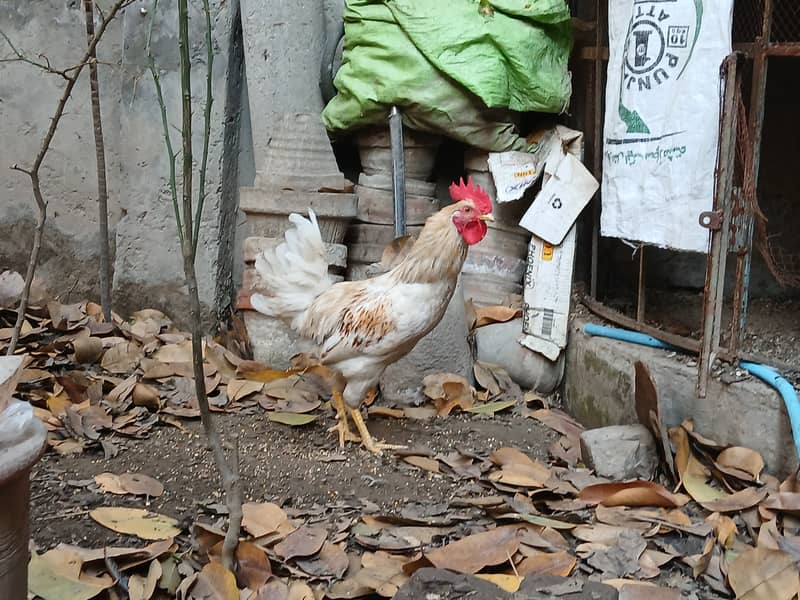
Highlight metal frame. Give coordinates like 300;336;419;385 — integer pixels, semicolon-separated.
576;1;793;390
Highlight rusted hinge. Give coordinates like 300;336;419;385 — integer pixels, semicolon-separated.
699;211;723;231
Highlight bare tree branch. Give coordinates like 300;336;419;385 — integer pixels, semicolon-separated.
193;0;214;260
145;0;182;245
148;0;243;572
6;0;132;355
83;0;113;322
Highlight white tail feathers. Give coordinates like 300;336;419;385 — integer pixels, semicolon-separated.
250;209;333;328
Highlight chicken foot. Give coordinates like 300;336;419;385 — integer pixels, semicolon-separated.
348;406;406;455
328;390;361;447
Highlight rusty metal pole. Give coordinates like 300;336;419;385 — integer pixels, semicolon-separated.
636;246;646;323
389;106;407;239
590;0;605;298
730;0;773;355
697;54;739;398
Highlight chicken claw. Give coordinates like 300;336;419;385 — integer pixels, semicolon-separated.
330;390;361;447
329;419;361;447
348;407;406;455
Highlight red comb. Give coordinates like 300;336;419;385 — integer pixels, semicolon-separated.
448;176;492;214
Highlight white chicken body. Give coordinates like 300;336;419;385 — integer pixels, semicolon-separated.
251;208;466;409
249;184;493;454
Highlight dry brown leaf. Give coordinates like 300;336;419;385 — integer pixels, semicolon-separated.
516;551;576;577
94;472;127;494
128;559;162;600
716;446;765;480
579;481;689;508
355;551;411;597
47;391;73;417
234;541;272;590
728;546;799;600
425;525;522;574
153;340;195;364
489;448;552;488
132;383;161;411
287;581;315;600
56;538;174;572
488;468;548;489
475;305;521;328
403;455;440;473
422;372;471;400
252;579;290;600
204;340;240;382
28;548;114;600
242;502;292;537
699;486;768;513
190;562;239;600
101;341;143;373
572;524;635;545
473;361;501;396
706;512;738;548
670;425;729;504
89;507;181;540
762;492;800;514
525;408;584;442
73;336;104;364
227;379;264;402
108;374;138;405
295;542;349;579
433;380;475;416
490;448;551;477
273;526;327;560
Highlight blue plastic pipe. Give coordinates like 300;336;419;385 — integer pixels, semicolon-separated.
583;322;800;461
740;361;800;461
583;323;674;351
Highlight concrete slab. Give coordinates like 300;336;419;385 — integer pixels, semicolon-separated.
564;317;798;477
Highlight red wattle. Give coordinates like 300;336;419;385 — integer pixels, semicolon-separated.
461;220;488;245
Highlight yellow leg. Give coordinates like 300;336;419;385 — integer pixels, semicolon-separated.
348;407;406;455
328;390;360;447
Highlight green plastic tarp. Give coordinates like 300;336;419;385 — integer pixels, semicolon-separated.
322;0;573;152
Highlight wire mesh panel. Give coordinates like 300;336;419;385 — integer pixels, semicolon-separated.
732;0;765;43
771;2;800;43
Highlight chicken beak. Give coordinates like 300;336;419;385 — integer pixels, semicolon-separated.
479;213;495;223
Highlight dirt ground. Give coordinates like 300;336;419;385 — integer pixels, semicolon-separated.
30;407;557;552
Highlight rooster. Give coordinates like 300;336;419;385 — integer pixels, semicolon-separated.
247;178;494;454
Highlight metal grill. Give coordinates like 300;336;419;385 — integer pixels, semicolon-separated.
771;2;800;43
732;0;765;43
757;177;800;288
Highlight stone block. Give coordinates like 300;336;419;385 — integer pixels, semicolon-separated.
243;312;318;370
565;317;798;477
475;319;564;393
579;425;658;481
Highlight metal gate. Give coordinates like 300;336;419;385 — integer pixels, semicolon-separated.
572;0;799;394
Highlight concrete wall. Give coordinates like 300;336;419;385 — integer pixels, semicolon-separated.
0;0;244;324
564;317;798;477
0;0;335;325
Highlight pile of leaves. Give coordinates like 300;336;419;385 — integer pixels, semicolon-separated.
6;294;800;599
